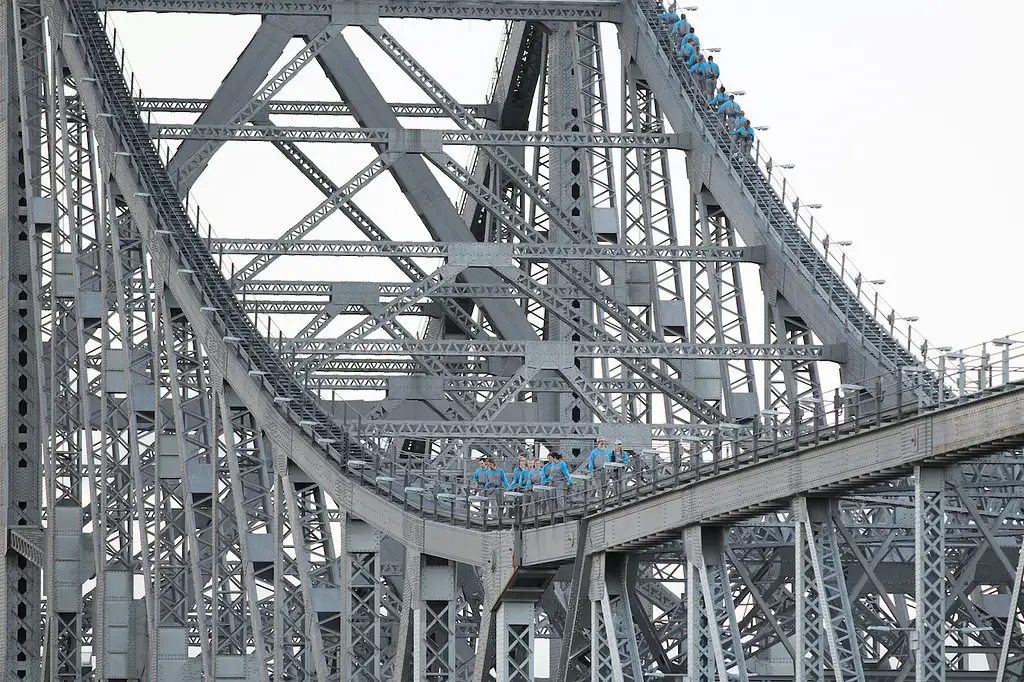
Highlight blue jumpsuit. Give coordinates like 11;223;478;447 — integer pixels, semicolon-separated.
717;99;741;127
588;447;614;471
731;125;755;156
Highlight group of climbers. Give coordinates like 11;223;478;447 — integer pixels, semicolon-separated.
471;438;633;498
472;452;572;492
659;3;756;158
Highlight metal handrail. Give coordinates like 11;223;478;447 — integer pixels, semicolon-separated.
632;0;934;376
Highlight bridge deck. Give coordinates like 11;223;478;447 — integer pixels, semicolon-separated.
519;384;1024;566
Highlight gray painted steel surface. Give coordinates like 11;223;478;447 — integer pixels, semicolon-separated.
4;0;1022;679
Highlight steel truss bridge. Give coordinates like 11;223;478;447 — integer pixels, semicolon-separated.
1;0;1022;680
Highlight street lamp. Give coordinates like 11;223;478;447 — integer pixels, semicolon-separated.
753;125;769;131
836;240;853;246
779;163;795;169
705;47;722;53
806;203;823;209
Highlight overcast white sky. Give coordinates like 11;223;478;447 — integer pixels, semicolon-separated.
108;0;1024;360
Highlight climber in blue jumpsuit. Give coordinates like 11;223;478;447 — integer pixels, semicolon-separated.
609;440;631;466
710;86;730;109
522;460;546;489
679;37;695;62
510;455;529;489
731;123;755;158
716;95;741;127
688;54;710;92
733;110;750;131
686;45;703;69
520;459;548;514
703;56;720;99
587;437;614;472
670;14;691;47
538;453;572;513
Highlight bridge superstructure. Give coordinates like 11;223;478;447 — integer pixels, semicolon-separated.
2;0;1023;680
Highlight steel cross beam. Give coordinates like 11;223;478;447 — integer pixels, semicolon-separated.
93;0;623;21
135;96;495;119
359;421;739;439
308;375;660;393
280;338;843;360
210;238;756;261
150;123;689;149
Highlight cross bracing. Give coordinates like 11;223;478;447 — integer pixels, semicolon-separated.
150;124;688;149
4;0;1022;678
135;97;496;118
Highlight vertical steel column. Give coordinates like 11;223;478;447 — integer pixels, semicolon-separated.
377;537;405;680
588;552;622;682
996;535;1024;682
344;519;383;681
793;497;864;682
96;180;155;681
7;0;48;676
414;558;457;681
545;22;593;457
607;555;644;682
688;193;757;419
557;520;593;682
764;298;826;427
620;64;684;424
219;387;276;678
685;526;747;682
496;601;535;682
916;466;947;682
153;291;207;679
392;547;419;682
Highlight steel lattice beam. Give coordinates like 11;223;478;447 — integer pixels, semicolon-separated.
94;0;623;20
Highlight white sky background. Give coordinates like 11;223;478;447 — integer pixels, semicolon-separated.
106;0;1024;356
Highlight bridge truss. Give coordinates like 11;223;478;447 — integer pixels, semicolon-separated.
3;0;1024;680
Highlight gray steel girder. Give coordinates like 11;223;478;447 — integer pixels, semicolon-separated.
94;0;623;21
299;16;540;344
520;386;1024;566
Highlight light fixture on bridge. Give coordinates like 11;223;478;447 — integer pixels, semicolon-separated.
836;240;853;246
840;384;865;392
705;47;722;53
806;203;823;209
732;90;746;96
867;279;886;286
944;351;967;360
779;163;796;170
899;316;919;322
992;337;1016;346
753;126;769;131
682;5;698;10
